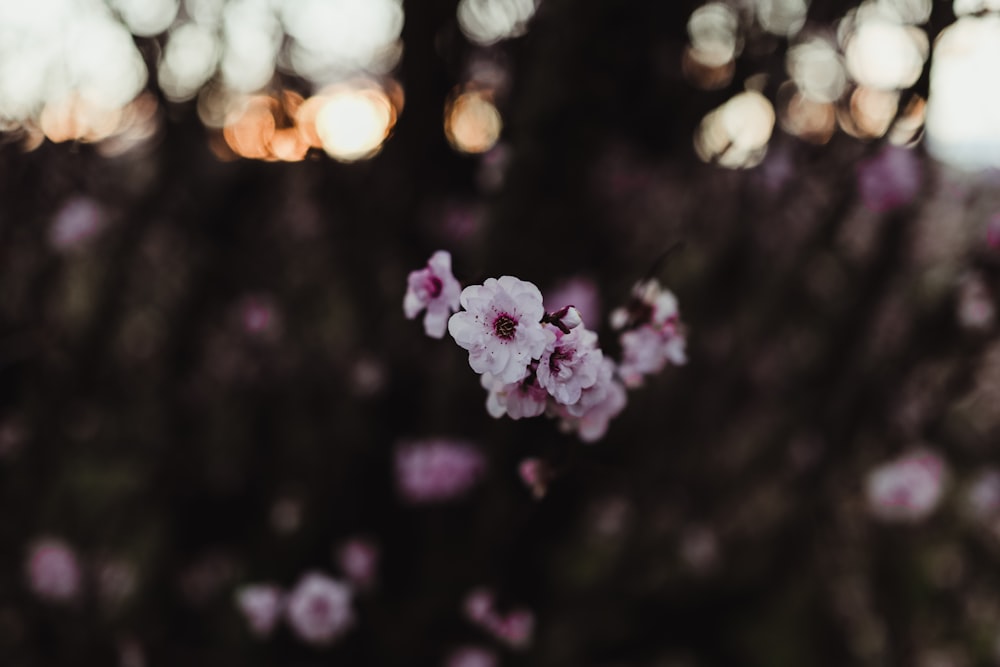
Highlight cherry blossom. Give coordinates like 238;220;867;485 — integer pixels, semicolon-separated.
235;583;285;638
285;572;354;645
536;325;603;406
555;359;628;443
395;439;486;504
337;538;379;590
866;449;947;522
405;250;463;339
482;370;548;420
26;537;82;603
448;276;554;384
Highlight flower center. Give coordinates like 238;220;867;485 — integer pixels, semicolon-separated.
493;313;517;340
425;276;443;299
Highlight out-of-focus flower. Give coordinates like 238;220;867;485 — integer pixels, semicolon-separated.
395;439;486;504
336;538;379;590
482;369;548;420
866;449;947;522
49;197;107;252
446;645;499;667
679;526;719;574
965;470;1000;520
285;572;354;646
95;557;137;608
449;276;554;384
26;538;81;603
856;145;922;213
270;496;303;535
405;250;463;339
235;583;284;638
239;294;282;340
545;276;601;329
555;359;627;443
956;273;996;331
536;325;603;406
613;279;687;388
462;587;534;650
518;458;549;499
178;552;236;605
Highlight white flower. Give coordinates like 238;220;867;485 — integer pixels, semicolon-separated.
235;583;284;638
448;276;554;384
618;322;686;388
866;449;946;522
404;250;462;339
536;325;603;406
285;572;354;645
482;371;548;420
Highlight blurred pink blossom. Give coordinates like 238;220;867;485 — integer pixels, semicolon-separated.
405;250;463;339
446;645;499;667
462;588;534;650
395;440;486;504
26;537;81;603
95;557;137;608
239;295;282;340
235;583;285;638
956;273;995;331
336;538;379;590
856;146;921;213
866;449;947;522
965;470;1000;520
49;197;106;251
518;458;548;499
285;572;354;646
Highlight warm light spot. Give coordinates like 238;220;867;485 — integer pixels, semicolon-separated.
682;46;735;90
953;0;1000;16
925;16;1000;169
841;86;898;139
787;37;846;103
223;95;278;160
888;94;925;145
695;90;775;168
39;95;123;144
878;0;931;24
779;84;836;144
687;3;740;68
315;83;396;162
97;92;161;157
844;16;927;90
457;0;538;45
445;89;503;154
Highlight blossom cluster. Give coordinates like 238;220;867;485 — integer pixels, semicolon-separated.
235;571;355;645
404;251;687;442
866;449;947;523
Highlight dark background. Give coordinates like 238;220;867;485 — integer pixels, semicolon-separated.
2;0;1000;665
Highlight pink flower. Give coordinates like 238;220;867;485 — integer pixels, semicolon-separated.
448;276;554;384
866;449;947;522
518;458;548;499
446;646;499;667
462;588;534;650
614;280;686;388
235;583;285;638
857;145;921;213
536;325;603;406
965;470;1000;520
395;439;486;504
956;273;995;331
482;370;548;420
285;572;354;646
405;250;462;339
555;359;627;443
336;538;379;590
239;294;281;339
26;537;81;603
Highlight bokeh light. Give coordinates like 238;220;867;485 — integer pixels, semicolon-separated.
756;0;809;38
778;83;836;144
109;0;179;37
445;88;503;154
787;36;847;103
926;16;1000;170
457;0;539;46
695;90;775;168
314;82;397;162
840;86;899;139
159;22;221;102
843;7;928;90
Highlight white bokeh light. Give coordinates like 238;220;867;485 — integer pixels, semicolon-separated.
457;0;538;46
110;0;179;37
926;16;1000;170
787;36;847;103
159;23;221;102
688;3;741;68
845;15;927;90
756;0;809;38
220;0;282;92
